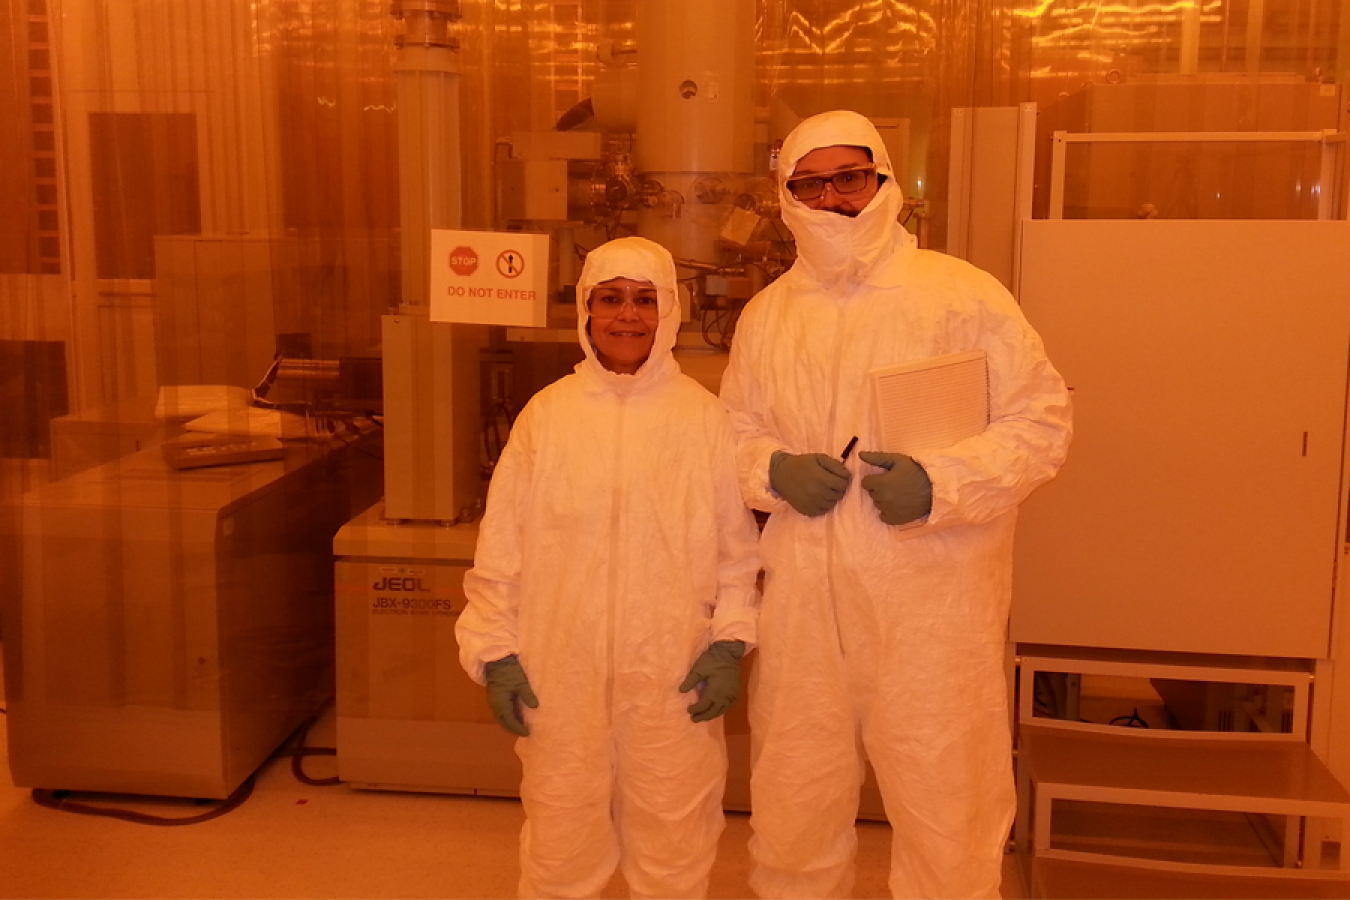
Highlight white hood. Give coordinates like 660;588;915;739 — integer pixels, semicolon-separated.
778;109;911;288
574;235;681;393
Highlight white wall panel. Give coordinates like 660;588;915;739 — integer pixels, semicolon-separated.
1013;219;1350;659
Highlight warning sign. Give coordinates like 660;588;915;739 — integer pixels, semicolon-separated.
496;250;524;279
430;229;550;327
449;246;478;276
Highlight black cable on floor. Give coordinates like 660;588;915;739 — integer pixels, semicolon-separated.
288;716;340;787
26;714;340;826
1109;708;1150;728
30;774;256;826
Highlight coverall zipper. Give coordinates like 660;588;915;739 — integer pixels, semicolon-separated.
604;395;627;724
825;296;848;658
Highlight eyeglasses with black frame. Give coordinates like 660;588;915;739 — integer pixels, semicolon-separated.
785;165;877;202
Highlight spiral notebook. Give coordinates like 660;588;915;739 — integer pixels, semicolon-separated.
869;350;989;534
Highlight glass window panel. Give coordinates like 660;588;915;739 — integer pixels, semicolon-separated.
88;112;202;279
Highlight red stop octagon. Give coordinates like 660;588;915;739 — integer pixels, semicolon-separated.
449;246;478;276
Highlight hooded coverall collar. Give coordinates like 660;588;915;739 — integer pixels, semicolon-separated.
574;236;681;396
778;110;915;291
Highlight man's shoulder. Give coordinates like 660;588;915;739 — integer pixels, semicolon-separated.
905;246;995;279
895;247;1011;301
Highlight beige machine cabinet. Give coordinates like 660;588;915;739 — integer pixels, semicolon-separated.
1013;219;1350;659
333;502;520;794
7;439;380;799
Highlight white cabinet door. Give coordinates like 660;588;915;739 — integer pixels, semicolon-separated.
1013;219;1350;658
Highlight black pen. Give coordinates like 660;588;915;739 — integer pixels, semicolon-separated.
840;435;859;460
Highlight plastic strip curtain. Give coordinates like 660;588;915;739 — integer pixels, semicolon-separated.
0;0;400;789
758;0;1342;233
0;0;1338;475
0;0;1341;763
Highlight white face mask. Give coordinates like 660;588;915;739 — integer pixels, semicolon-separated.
777;112;908;287
781;180;905;287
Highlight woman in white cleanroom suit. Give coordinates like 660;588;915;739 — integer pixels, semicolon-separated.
720;110;1073;898
456;236;761;899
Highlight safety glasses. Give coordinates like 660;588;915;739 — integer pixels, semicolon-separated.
785;165;876;202
586;285;677;320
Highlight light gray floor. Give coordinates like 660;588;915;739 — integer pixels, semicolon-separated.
0;647;1026;899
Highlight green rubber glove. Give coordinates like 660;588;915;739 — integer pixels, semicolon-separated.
484;654;538;737
858;451;933;526
769;451;851;517
679;640;747;723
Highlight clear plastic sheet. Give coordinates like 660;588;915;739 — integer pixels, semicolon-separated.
0;0;1342;796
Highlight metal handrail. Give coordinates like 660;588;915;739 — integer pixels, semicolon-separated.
1047;128;1346;220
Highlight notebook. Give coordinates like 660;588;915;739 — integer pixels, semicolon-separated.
871;349;989;455
868;350;989;534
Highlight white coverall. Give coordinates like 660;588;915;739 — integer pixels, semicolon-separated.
456;236;761;899
720;111;1073;899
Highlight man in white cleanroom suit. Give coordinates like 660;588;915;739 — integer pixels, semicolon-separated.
456;236;762;899
720;110;1073;899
